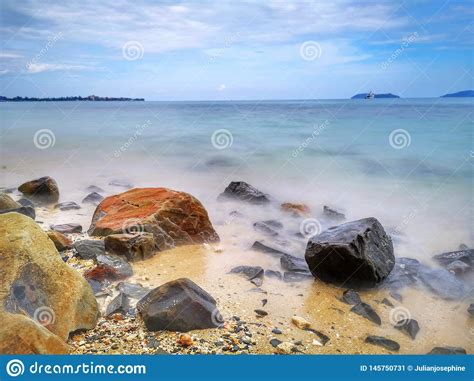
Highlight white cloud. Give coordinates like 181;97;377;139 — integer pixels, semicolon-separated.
26;63;89;73
0;52;23;59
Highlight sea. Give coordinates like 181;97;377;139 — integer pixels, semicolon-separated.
1;98;472;263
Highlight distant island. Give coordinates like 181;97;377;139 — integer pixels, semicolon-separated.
440;90;474;98
0;95;145;102
351;93;400;99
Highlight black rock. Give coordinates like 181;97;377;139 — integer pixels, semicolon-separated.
365;336;400;351
251;241;288;257
395;318;419;340
253;220;283;236
96;253;133;279
105;292;126;316
82;192;104;205
305;217;394;288
341;289;361;305
350;302;381;325
230;266;264;286
305;328;330;345
323;205;345;220
55;201;81;211
137;278;220;332
383;257;421;290
433;249;473;267
117;282;150;300
0;206;35;219
218;181;270;204
427;346;466;355
418;267;465;300
283;271;313;282
73;239;105;260
264;269;283;280
50;223;82;234
280;254;310;273
468;303;474;316
269;338;282;348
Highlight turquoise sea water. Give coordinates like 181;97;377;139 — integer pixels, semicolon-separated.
0;98;472;259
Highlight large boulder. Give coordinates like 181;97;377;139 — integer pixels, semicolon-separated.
0;213;98;354
18;176;59;203
88;188;219;249
137;278;221;332
218;181;270;204
305;217;394;287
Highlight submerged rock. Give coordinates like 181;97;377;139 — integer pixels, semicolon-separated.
18;176;59;203
104;233;156;261
418;267;465;300
433;249;473;267
218;181;270;204
137;278;220;332
50;223;82;234
73;239;105;260
47;231;73;251
55;201;81;211
264;269;283;280
89;188;219;248
341;289;361;305
253;220;283;236
468;303;474;316
305;217;394;287
446;260;470;275
251;241;288;257
323;205;345;220
428;347;466;355
0;213;98;354
281;202;310;217
283;271;313;282
82;192;104;205
86;185;105;193
365;336;400;351
0;206;35;219
350;303;381;325
230;266;264;286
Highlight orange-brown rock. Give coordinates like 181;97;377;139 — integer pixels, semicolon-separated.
89;188;219;249
18;176;59;203
281;202;311;217
47;230;73;251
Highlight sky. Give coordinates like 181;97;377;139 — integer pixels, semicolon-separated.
0;0;473;100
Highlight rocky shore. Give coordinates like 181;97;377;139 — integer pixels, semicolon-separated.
0;177;472;355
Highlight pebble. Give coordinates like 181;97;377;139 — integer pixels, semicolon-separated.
291;315;311;330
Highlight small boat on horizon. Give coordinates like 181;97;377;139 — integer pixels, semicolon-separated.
365;91;375;99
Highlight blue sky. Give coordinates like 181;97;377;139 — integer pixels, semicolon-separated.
0;0;472;100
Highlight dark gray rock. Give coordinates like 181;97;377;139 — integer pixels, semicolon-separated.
73;239;105;260
323;205;345;220
272;328;282;334
105;292;126;316
433;249;473;267
341;289;361;305
269;338;282;347
383;257;421;290
251;241;288;257
254;309;268;317
427;346;466;355
0;206;35;219
17;198;35;208
218;181;270;204
280;254;310;273
86;185;105;193
264;270;282;280
350;303;381;325
50;223;82;234
55;201;81;211
253;220;283;237
468;303;474;316
305;217;394;287
137;278;220;332
305;328;330;345
82;192;104;205
117;282;150;300
109;180;133;188
365;336;400;351
230;266;264;287
381;298;394;307
96;253;133;279
446;260;471;275
395;318;419;340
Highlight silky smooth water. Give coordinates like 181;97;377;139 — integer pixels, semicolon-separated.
1;98;472;261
